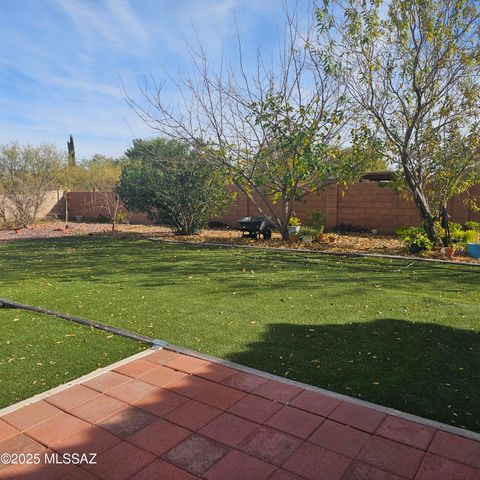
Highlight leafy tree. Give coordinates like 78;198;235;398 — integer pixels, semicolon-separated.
65;154;122;192
125;11;373;238
67;134;76;167
318;0;480;244
118;138;231;235
0;143;64;227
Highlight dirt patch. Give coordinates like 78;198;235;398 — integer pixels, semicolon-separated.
0;221;170;242
1;220;478;265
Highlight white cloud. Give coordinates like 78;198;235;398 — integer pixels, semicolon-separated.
0;0;302;158
54;0;149;50
104;0;149;46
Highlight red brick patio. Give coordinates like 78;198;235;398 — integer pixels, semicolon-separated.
0;348;479;480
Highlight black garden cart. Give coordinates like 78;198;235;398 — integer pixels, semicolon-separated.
238;216;274;240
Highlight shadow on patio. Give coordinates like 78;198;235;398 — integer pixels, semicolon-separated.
0;331;479;480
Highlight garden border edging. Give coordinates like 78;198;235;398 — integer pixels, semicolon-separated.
151;237;480;267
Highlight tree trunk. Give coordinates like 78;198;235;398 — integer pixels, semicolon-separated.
64;192;69;228
402;165;442;245
280;198;291;240
440;203;451;246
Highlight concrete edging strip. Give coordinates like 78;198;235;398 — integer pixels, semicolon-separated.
0;298;165;347
152;238;480;268
0;348;157;416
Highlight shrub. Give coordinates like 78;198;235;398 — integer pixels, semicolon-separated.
118;138;232;235
306;209;325;232
300;226;322;240
396;226;433;253
448;222;465;244
114;210;127;225
464;221;480;232
465;230;480;244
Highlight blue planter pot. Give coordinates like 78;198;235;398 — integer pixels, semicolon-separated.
467;243;480;259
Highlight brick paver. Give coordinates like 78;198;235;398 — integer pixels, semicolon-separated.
0;347;479;480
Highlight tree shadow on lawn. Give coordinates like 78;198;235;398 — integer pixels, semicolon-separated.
1;236;479;295
0;320;479;480
228;318;480;432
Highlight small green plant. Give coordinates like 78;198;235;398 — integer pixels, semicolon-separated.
448;222;465;245
465;230;480;244
306;209;325;232
464;221;480;232
289;216;301;227
396;226;420;241
115;210;127;225
300;226;322;239
397;226;433;254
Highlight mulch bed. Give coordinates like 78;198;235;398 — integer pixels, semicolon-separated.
1;221;479;264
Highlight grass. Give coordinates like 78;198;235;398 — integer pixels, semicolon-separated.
0;308;145;408
0;235;479;431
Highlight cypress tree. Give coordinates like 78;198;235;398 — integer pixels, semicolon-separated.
67;134;76;167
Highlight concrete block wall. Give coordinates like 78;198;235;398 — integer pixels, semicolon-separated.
66;192;152;224
217;183;480;233
0;190;64;222
61;183;480;234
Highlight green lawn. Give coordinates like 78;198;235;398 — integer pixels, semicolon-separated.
0;308;145;408
1;235;479;431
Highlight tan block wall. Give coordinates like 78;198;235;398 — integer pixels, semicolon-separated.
0;190;64;222
217;183;480;233
65;184;480;234
67;192;152;224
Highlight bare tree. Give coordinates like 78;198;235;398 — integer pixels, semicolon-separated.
0;196;7;224
125;9;368;238
0;143;64;227
97;191;124;233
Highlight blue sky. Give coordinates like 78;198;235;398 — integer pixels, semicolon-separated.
0;0;304;159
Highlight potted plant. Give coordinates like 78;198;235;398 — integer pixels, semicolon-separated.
289;233;300;243
440;245;456;259
288;216;301;235
299;226;319;243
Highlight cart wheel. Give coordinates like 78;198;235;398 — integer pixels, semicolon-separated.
263;228;272;240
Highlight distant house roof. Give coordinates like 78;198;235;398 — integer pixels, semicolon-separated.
361;171;395;182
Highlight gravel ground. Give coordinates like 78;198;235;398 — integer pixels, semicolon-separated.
0;221;170;242
1;220;479;264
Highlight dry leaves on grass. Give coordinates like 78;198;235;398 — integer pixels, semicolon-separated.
1;220;478;264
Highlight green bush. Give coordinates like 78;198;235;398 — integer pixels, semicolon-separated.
300;226;322;239
114;210;127;225
118;138;231;235
396;226;433;253
464;221;480;232
448;222;466;244
306;209;325;232
465;230;480;244
397;221;480;251
396;226;421;241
